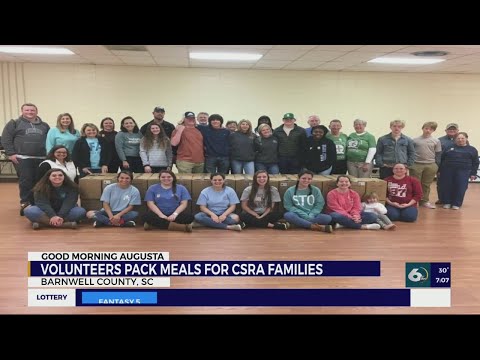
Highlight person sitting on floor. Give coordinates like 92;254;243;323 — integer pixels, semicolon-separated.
23;169;86;230
143;170;194;232
86;170;141;228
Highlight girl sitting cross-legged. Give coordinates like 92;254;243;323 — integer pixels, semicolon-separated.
240;170;288;230
283;170;333;233
86;170;141;228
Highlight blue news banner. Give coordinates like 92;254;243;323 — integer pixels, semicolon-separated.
28;260;451;307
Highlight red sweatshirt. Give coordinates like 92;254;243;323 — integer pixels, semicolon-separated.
326;189;361;219
384;176;423;205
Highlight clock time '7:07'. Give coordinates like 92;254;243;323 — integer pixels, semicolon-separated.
436;277;450;283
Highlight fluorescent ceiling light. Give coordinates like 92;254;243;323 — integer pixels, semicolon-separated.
190;52;262;61
368;57;445;65
0;46;74;55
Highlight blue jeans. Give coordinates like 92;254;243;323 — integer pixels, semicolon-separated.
278;156;301;174
255;163;280;174
231;160;255;175
194;212;239;229
439;167;471;207
329;211;378;229
24;205;86;223
386;205;418;222
92;209;139;225
305;166;332;175
205;156;230;174
16;158;44;204
283;212;332;229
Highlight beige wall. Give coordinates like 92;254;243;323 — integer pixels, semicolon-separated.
1;62;479;142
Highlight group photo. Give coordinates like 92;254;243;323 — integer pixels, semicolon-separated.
0;45;479;315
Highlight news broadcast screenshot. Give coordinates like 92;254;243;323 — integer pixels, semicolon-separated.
1;45;479;315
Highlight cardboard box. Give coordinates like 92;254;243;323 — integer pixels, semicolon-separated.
79;174;117;200
176;174;193;213
191;174;213;214
321;175;338;199
357;178;388;201
132;173;154;200
271;174;297;212
349;177;366;199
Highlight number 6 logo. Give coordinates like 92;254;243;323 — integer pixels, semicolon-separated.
408;267;428;282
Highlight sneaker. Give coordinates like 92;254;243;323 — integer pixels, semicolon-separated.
324;225;333;233
451;206;460;210
185;223;193;233
143;222;152;231
335;223;344;230
273;222;288;230
443;204;451;209
67;222;77;229
93;221;104;228
422;202;436;209
32;222;40;230
363;224;381;230
231;224;242;231
123;221;136;227
239;221;247;229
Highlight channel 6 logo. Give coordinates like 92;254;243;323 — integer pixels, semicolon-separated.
405;262;431;287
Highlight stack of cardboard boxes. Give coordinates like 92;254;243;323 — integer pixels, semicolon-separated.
79;174;388;218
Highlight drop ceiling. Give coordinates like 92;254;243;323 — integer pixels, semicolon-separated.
2;45;480;74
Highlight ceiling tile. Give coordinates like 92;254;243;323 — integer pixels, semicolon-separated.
284;61;325;70
252;60;291;69
118;56;156;65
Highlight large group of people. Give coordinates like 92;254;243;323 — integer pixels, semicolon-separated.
1;103;478;232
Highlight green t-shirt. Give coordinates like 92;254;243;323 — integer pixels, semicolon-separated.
326;133;348;161
346;132;376;162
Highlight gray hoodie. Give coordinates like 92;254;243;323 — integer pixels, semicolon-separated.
1;116;50;157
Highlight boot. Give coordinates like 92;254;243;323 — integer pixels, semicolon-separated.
31;214;51;230
61;221;78;229
310;224;333;233
168;222;192;233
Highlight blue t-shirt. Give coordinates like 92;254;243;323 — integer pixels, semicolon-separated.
100;183;141;212
86;137;101;169
196;186;239;215
145;184;191;215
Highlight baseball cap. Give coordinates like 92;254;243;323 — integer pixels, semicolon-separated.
153;106;165;112
184;111;195;118
445;123;459;130
283;113;295;120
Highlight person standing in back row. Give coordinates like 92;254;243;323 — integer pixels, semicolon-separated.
346;119;376;178
409;121;442;209
1;103;50;215
326;119;348;174
375;120;415;179
140;106;176;167
273;113;307;174
435;123;460;205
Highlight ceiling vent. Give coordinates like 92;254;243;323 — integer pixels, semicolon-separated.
104;45;148;52
412;51;449;57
